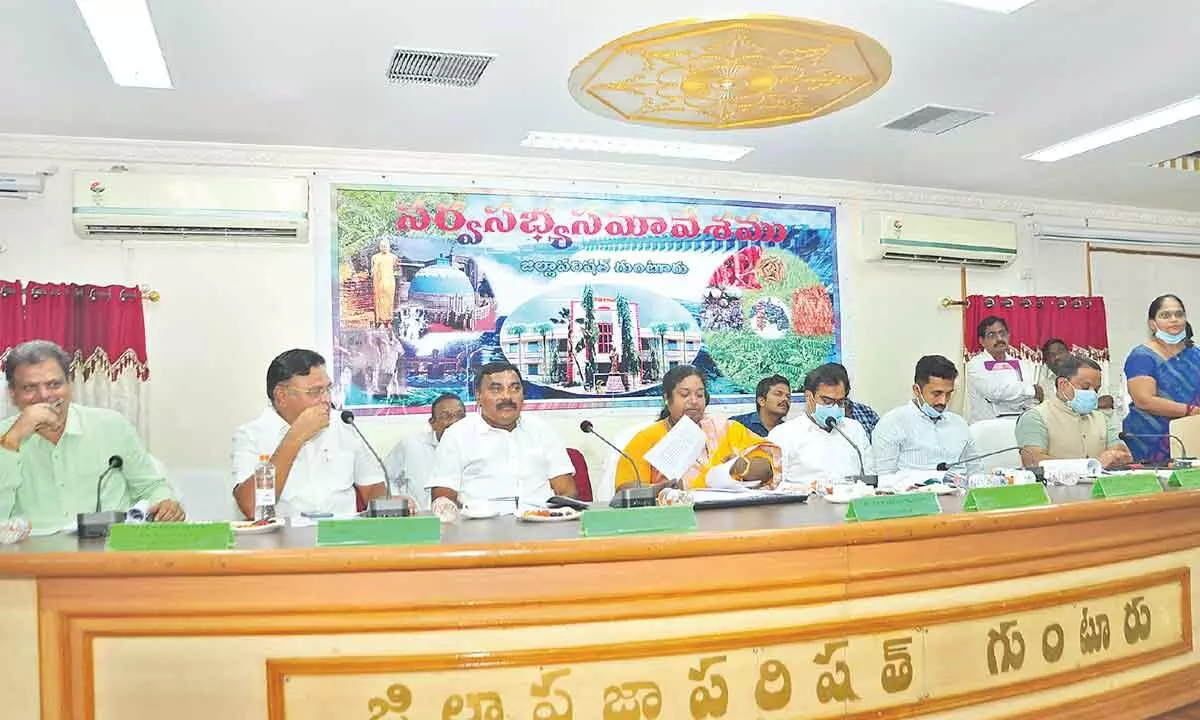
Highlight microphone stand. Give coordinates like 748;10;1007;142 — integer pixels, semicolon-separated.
580;421;656;508
340;410;412;518
78;455;127;538
823;416;878;487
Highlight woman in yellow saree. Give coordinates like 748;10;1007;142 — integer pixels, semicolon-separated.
615;365;781;491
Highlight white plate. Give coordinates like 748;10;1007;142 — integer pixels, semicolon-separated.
460;508;501;520
517;508;581;523
231;518;285;535
907;483;958;496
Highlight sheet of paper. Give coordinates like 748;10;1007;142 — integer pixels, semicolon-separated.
643;415;707;482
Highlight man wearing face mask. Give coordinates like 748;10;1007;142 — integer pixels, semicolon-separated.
765;364;874;490
873;355;981;482
1015;354;1131;469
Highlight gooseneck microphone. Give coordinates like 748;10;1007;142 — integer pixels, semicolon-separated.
580;420;656;508
823;416;878;487
96;455;123;512
936;446;1022;472
78;454;126;538
340;409;412;517
1117;431;1193;466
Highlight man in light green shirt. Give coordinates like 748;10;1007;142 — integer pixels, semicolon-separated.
0;340;183;532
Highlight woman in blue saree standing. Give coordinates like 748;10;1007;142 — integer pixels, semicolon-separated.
1123;294;1200;463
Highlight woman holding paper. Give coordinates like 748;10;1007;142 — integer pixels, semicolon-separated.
614;365;781;491
1123;294;1200;464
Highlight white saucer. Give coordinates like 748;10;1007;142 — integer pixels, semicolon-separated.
231;518;285;535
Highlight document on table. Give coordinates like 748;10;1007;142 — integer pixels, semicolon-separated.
643;415;707;482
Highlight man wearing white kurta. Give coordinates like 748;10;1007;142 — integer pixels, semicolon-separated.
384;393;465;510
767;363;874;490
967;315;1042;422
428;362;577;510
231;349;388;519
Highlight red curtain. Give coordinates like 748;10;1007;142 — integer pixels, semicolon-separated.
23;282;81;354
13;282;149;379
0;280;23;364
78;284;150;380
963;295;1109;361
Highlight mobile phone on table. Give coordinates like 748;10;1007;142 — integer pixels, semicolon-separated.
301;511;333;519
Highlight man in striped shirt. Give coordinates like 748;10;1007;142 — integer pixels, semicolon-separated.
873;355;982;480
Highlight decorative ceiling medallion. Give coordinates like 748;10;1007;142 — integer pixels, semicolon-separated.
569;16;892;130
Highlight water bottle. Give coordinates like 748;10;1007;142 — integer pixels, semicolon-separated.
253;454;276;521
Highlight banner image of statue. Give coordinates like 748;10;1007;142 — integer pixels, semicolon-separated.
331;185;839;413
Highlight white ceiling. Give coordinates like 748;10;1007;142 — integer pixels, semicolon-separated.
2;0;1200;210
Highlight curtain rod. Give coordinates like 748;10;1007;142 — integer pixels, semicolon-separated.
0;284;160;302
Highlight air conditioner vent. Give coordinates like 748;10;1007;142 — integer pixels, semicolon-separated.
82;225;301;240
880;250;1010;268
882;105;991;135
386;48;494;87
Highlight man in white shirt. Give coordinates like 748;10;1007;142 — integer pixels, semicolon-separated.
967;316;1042;422
766;363;873;490
231;349;388;519
428;361;576;509
874;355;982;488
383;392;465;509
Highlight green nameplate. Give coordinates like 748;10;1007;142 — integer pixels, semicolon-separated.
580;505;697;537
107;522;234;551
845;493;941;522
963;484;1051;512
316;516;441;547
1168;468;1200;489
1091;473;1163;499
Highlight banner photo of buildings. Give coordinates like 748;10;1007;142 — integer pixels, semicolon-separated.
331;185;840;413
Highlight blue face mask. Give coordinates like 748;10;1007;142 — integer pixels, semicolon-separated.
812;403;845;428
1064;384;1099;415
919;401;944;419
1156;328;1188;345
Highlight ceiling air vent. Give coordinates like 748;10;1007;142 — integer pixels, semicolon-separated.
882;105;991;135
386;48;495;88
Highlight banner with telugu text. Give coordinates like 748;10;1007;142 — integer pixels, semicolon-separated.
331;186;840;412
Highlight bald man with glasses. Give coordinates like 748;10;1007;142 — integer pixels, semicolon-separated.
230;348;388;519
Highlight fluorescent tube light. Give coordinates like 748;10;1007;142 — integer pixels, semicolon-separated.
1032;223;1200;247
1025;96;1200;162
937;0;1039;12
74;0;173;89
520;132;753;162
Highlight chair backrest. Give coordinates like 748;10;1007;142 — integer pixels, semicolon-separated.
969;417;1020;470
1169;414;1200;459
594;423;643;503
566;448;593;502
170;468;241;521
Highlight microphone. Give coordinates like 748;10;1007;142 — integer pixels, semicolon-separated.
580;420;655;509
77;455;126;538
340;409;412;518
936;446;1022;472
1117;432;1193;467
823;416;878;487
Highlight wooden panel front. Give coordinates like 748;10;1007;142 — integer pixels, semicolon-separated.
12;491;1200;719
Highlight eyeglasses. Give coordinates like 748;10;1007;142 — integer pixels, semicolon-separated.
984;330;1010;340
815;395;847;408
286;383;333;399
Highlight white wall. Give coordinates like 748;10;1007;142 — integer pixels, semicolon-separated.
2;135;1199;487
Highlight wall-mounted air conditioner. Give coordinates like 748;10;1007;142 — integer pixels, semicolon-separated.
0;173;45;196
72;173;309;242
863;211;1018;268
